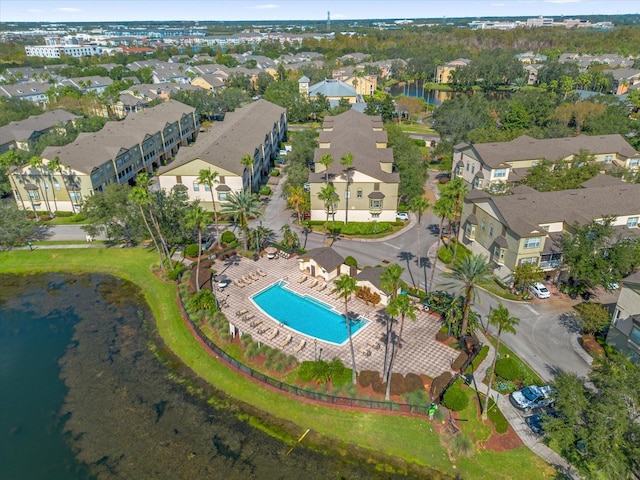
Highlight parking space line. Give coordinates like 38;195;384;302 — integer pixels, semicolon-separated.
526;305;538;315
383;242;400;250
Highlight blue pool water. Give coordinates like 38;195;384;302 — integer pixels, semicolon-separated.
251;282;369;345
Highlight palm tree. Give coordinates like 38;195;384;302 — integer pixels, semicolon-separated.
129;185;165;270
429;195;454;292
317;184;338;237
410;196;430;288
318;153;334;184
186;204;208;291
333;274;358;385
48;156;75;214
241;154;254;193
1;151;26;211
440;254;495;349
222;189;262;251
379;263;404;379
482;304;519;420
136;173;173;269
198;168;220;248
340;152;354;225
42;160;59;214
29;156;52;218
384;294;418;400
443;178;468;263
286;185;307;224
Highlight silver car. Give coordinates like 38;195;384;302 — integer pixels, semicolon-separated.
510;385;555;411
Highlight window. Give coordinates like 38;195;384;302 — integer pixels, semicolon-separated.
345;190;350;199
488;224;494;237
70;192;82;203
629;159;639;167
466;163;470;172
494;169;507;178
493;246;505;263
604;155;613;163
28;191;40;200
357;189;363;198
193;181;200;192
471;165;475;174
465;223;476;239
204;184;211;192
371;212;380;219
481;219;486;231
54;181;60;191
473;177;482;188
520;257;538;265
630;326;640;346
218;192;228;201
369;199;383;209
524;237;541;249
627;216;639;228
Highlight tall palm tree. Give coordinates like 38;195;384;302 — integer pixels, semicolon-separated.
222;189;262;251
482;304;519;420
379;263;404;379
197;168;220;247
340;152;354;225
410;196;430;288
241;154;254;193
333;274;358;385
445;178;468;263
440;254;495;349
136;173;173;269
42;160;59;214
317;184;338;237
286;185;307;224
318;153;334;184
1;151;26;210
384;294;418;400
48;156;75;214
186;204;208;291
29;156;52;218
429;195;454;292
129;185;165;270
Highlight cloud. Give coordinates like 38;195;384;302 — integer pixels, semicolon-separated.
27;8;44;13
253;4;279;9
55;7;82;12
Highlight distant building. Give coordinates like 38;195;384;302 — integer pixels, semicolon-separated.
25;44;102;58
607;271;640;364
0;109;80;154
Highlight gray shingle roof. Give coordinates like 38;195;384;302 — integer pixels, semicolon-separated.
0;109;79;144
309;79;357;98
157;99;285;176
309;110;399;184
300;247;344;272
463;134;638;169
480;182;640;237
354;266;386;292
41;100;195;174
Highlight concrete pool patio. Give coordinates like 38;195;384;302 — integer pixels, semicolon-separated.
213;254;459;379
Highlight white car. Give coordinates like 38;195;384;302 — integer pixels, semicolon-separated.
510;385;555;411
396;212;409;221
529;282;551;299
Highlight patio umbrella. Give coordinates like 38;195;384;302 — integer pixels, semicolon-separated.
265;246;278;254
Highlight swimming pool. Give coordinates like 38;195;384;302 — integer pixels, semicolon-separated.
250;282;369;345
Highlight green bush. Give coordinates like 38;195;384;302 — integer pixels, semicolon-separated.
259;185;272;196
167;263;186;281
269;169;280;176
443;381;469;412
344;255;358;268
389;372;406;396
54;211;74;217
402;388;430;406
438;246;453;264
435;330;450;342
184;244;199;258
404;373;425;393
220;231;236;245
495;357;520;381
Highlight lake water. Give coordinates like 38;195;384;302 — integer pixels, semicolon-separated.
0;273;438;480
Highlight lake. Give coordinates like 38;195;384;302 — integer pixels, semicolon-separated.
0;273;435;480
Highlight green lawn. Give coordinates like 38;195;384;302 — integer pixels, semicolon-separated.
0;248;553;479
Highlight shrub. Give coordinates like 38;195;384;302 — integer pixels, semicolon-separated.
220;231;236;245
430;371;453;400
240;334;254;348
259;185;272;196
389;372;406;396
269;169;280;176
437;246;453;264
358;370;380;388
167;263;186;281
404;373;425;393
451;352;469;372
435;330;450;342
495;357;520;381
344;256;358;268
451;433;474;458
465;345;489;374
184;243;199;258
402;388;430;406
54;211;74;217
443;382;469;412
246;342;261;359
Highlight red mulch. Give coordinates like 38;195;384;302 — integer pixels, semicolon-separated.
470;396;523;452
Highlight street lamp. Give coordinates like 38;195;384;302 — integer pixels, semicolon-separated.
314;339;317;361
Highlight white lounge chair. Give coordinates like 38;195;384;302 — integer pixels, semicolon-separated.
294;339;306;353
308;279;318;288
236;308;248;317
257;268;267;277
267;328;279;340
280;334;292;348
317;283;326;292
250;318;262;328
358;346;371;357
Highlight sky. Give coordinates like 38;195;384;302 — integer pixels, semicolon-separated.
1;0;638;23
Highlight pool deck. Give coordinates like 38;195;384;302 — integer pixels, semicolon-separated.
215;254;459;378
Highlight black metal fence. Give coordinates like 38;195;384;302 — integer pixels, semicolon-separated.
178;292;433;416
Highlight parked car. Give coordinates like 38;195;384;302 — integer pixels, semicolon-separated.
510;385;555;411
303;182;310;192
529;282;551;299
396;212;409;221
525;410;559;435
434;172;451;184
